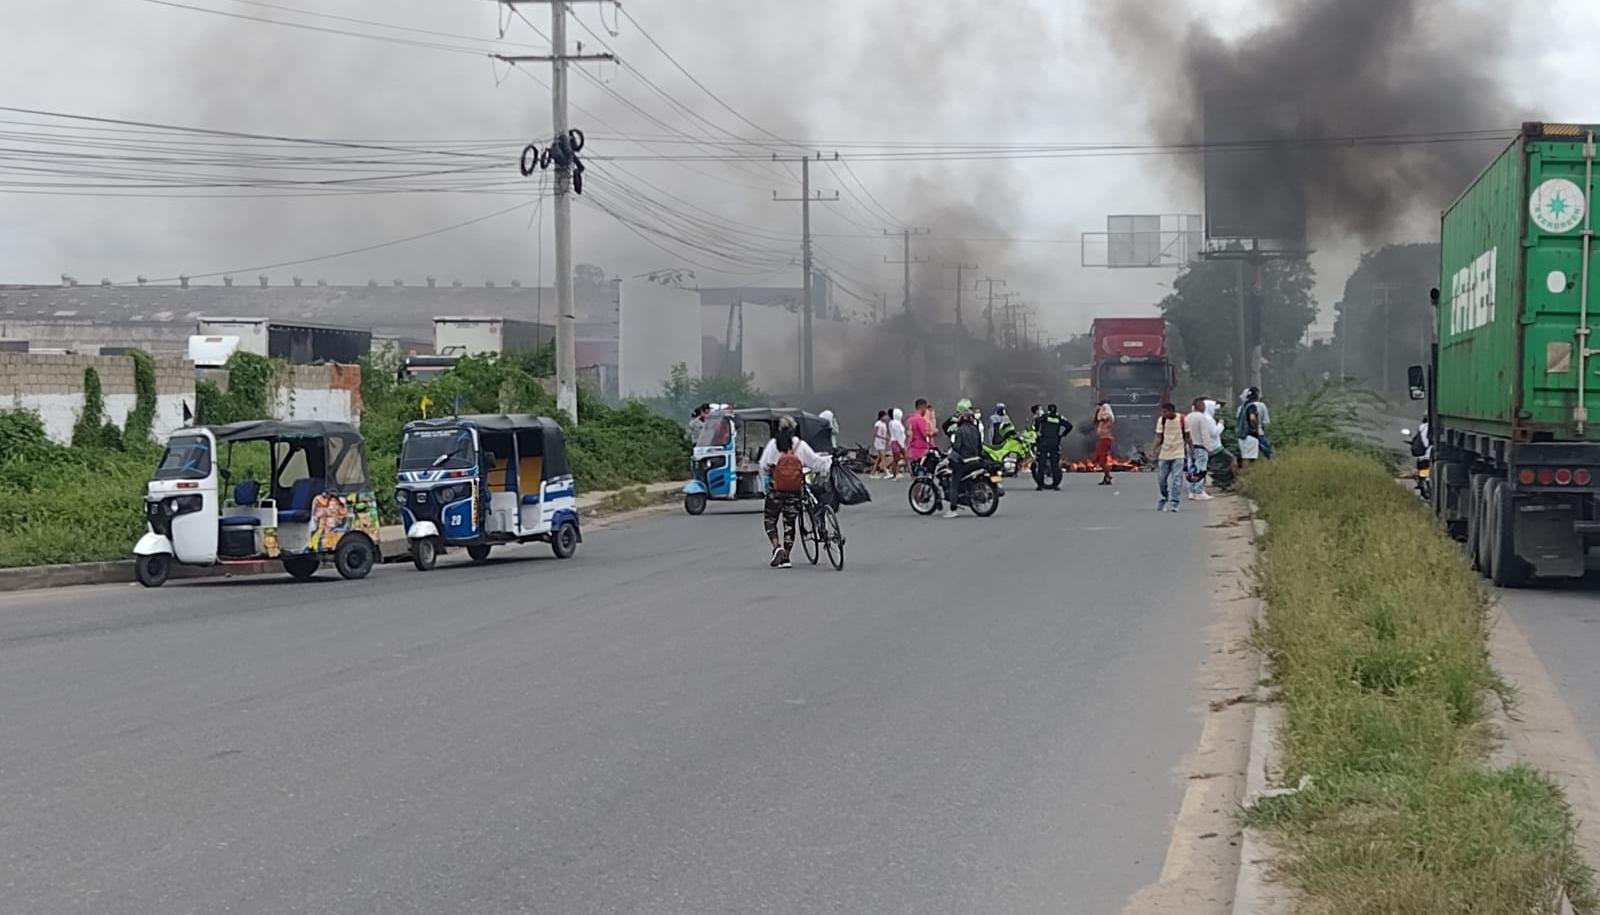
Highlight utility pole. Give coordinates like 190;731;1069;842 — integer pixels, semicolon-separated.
496;0;613;425
941;261;978;331
773;154;838;396
979;276;1006;344
884;228;932;315
998;292;1022;349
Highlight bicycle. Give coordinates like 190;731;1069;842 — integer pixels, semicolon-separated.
797;478;845;570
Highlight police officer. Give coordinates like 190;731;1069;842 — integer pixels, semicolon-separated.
1033;403;1072;491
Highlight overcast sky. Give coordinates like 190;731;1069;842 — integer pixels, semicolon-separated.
4;0;1598;339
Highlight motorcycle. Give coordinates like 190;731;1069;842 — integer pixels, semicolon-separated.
907;449;1004;517
983;425;1036;478
1401;427;1431;502
834;442;875;475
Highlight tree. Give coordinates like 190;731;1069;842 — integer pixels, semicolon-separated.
1158;254;1317;389
657;362;767;420
1333;243;1437;394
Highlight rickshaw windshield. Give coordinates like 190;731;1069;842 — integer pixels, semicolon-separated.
400;428;475;471
153;435;211;480
696;415;733;448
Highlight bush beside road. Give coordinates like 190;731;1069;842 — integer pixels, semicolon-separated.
1241;447;1592;914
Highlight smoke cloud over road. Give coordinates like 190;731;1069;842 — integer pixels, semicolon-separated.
1096;0;1520;244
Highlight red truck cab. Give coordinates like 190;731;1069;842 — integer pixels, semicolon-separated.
1091;317;1174;454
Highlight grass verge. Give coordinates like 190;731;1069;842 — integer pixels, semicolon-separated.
1240;447;1593;914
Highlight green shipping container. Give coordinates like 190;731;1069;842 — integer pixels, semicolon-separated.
1439;122;1600;441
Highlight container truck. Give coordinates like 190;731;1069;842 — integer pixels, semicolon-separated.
1090;317;1174;454
1415;122;1600;587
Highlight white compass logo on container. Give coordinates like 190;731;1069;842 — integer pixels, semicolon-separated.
1530;178;1586;234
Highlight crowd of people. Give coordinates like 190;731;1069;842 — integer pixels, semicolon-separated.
691;384;1275;567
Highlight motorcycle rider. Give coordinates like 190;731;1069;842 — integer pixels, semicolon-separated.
990;403;1010;445
944;409;985;519
1033;403;1072;491
943;398;973;444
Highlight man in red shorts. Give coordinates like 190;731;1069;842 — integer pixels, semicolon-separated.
1092;401;1116;486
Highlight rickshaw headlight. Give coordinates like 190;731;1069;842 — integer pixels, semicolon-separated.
166;494;202;516
394;488;407;506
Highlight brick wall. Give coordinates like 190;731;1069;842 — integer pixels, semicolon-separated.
0;352;195;444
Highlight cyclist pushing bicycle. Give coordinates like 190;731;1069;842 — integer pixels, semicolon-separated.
759;416;833;569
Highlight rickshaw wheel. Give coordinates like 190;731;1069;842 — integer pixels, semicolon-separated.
552;522;579;559
467;544;493;562
135;553;170;588
334;534;376;580
283;556;319;580
684;492;708;515
411;537;438;572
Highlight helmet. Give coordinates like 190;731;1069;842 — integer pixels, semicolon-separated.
955;398;973;413
994;403;1006;414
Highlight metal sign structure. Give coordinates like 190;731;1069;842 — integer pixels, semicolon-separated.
1080;214;1204;269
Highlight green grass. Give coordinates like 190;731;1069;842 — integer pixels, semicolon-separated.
1241;448;1592;914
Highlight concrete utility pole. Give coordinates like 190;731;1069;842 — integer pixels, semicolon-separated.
772;154;838;397
999;292;1021;349
942;262;978;331
496;0;613;425
979;276;1006;344
884;228;931;315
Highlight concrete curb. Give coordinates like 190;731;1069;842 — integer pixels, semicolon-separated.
0;480;689;593
1231;510;1293;915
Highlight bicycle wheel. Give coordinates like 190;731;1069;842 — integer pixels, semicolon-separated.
799;503;820;564
820;505;845;570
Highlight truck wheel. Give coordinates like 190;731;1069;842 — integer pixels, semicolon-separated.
1489;482;1531;588
1468;474;1493;573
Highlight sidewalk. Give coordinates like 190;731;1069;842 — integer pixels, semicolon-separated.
0;480;687;593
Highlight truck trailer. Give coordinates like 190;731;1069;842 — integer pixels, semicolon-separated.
1418;122;1600;586
1090;317;1174;455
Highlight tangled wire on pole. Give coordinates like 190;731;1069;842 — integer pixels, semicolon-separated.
520;129;586;194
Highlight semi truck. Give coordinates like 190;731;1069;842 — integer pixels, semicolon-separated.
1416;122;1600;587
1090;317;1174;454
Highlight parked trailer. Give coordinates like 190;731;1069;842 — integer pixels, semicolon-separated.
1417;122;1600;587
1090;317;1174;455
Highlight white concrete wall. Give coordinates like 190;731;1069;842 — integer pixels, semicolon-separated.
620;281;702;398
272;364;361;423
0;352;195;444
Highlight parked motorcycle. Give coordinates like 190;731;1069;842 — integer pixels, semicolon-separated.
983;425;1036;478
907;449;1004;517
834;442;874;475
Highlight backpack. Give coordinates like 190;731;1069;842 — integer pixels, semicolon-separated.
1409;432;1428;458
772;450;805;492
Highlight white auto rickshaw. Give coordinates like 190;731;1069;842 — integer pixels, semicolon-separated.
133;420;382;587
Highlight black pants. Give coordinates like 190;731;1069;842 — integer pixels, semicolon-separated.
763;491;801;549
1038;447;1062;488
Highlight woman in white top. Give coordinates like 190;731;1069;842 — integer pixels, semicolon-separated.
758;417;832;568
888;408;908;478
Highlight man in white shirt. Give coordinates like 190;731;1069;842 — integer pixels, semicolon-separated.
1185;397;1217;501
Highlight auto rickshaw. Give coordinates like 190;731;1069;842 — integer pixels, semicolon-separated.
683;407;833;515
397;414;580;570
133;420;382;587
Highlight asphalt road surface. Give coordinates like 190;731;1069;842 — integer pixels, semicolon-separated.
1500;577;1600;745
0;476;1221;915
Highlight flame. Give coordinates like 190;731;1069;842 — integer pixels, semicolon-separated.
1058;457;1144;473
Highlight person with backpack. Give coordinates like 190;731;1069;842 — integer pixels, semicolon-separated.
758;416;832;568
1152;402;1192;512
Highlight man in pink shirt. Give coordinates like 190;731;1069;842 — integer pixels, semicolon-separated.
906;397;935;466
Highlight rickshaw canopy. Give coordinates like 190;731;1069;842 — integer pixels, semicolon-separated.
403;414;571;480
201;419;372;493
711;408;833;453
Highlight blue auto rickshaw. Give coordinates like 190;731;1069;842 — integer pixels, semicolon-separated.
397;414;580;570
683;407;832;515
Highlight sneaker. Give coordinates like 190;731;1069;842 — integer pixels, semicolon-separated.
1168;504;1180;513
777;548;793;569
942;507;959;519
1197;492;1214;501
770;546;784;568
1156;500;1167;511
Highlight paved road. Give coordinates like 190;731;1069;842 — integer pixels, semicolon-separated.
0;477;1220;915
1500;577;1600;742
